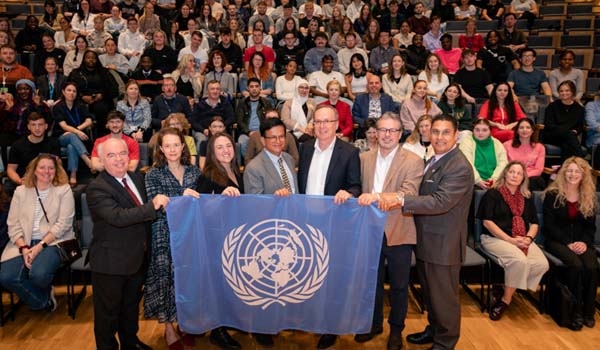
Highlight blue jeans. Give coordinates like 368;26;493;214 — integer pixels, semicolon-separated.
59;133;88;172
0;240;62;310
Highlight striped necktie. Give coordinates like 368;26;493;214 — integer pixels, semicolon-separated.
278;157;292;192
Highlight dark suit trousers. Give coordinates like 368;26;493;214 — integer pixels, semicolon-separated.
373;236;412;333
417;259;461;350
92;268;145;350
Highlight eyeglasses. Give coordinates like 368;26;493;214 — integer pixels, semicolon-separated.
313;119;338;126
264;135;286;141
376;128;401;134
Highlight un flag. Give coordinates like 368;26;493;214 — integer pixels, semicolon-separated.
167;194;386;334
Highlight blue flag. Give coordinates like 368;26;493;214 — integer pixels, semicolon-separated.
166;194;386;334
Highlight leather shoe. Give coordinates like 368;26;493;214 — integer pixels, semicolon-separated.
254;333;274;348
210;327;241;350
135;339;152;350
387;332;403;350
316;334;337;349
354;325;383;343
489;300;509;321
583;317;595;328
406;328;433;345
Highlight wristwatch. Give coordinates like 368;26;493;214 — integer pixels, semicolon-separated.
91;93;96;100
41;241;48;249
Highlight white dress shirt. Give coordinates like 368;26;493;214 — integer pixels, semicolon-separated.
114;173;144;205
373;144;399;193
306;139;336;195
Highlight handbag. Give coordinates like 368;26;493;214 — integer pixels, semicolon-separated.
547;277;577;328
35;187;83;265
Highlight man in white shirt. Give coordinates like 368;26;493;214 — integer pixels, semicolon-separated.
309;55;346;98
118;17;147;70
338;32;369;74
177;31;209;74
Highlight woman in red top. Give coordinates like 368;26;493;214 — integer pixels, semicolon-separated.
478;82;526;142
319;80;353;141
459;19;484;52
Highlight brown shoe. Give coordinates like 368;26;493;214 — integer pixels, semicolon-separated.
387;332;403;350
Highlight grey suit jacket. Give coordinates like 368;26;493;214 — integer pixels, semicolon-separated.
403;147;474;266
243;150;299;194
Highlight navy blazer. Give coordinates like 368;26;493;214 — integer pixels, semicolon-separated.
298;138;362;197
352;93;398;124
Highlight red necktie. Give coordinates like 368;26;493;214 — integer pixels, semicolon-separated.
122;178;142;206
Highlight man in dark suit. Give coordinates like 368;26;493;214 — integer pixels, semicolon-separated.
352;74;398;126
297;104;361;349
86;138;169;350
382;114;474;350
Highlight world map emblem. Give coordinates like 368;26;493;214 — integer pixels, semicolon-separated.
222;219;329;309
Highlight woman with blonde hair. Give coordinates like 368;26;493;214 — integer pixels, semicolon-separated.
117;80;152;142
170;53;204;103
139;2;161;39
477;161;549;321
417;53;449;101
543;157;598;330
0;154;74;312
402;114;434;161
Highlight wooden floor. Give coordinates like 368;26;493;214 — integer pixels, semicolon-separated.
0;286;598;350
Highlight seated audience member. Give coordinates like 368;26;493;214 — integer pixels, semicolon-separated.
437;83;472;141
118;17;147;71
460;119;509;190
104;6;127;39
0;45;34;95
362;19;381;53
131;55;163;101
7;80;46;139
543;157;598;330
405;34;430;74
477;30;520;85
549;50;585;102
143;30;177;75
303;18;323;50
330;17;363;52
478;82;526;143
454;0;477;20
245;109;299;166
345;53;368;101
177;31;209;74
0;154;75;312
423;16;443;52
431;0;455;23
304;32;339;74
402;114;434;161
477;161;549;321
454;49;493;103
353;118;378;153
382;54;413;105
275;31;305;75
380;0;405;36
369;31;399;75
236;77;273;155
226;18;247;50
39;0;63;34
63;35;89;77
585;83;600;148
138;2;161;38
398;0;415;19
282;79;316;142
274;7;300;38
191;80;235;141
510;0;538;30
197;116;227;170
198;4;220;42
507;48;552;98
353;74;398;125
433;34;462;75
400;80;442;136
392;20;415;50
35;57;66;108
203;50;236;100
6;113;60;191
459;19;484;52
417;54;449;101
212;28;244;73
71;0;96;36
275;61;304;104
117;80;152;143
503;118;545;191
87;16;112;53
240;52;276;100
151;77;192;131
338;32;369;75
309;55;346;98
151;113;197;165
319;80;353;141
118;0;140;21
408;2;430;35
299;1;324;33
33;34;66;77
249;1;275;35
481;0;505;22
499;13;527;53
54;17;77;52
543;80;586;160
171;54;204;103
351;4;370;37
90;110;140;172
15;16;44;56
99;38;130;76
248;20;274;48
244;30;276;72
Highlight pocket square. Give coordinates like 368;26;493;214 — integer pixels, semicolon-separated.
425;179;434;183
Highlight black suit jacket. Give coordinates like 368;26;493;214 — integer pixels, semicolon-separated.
298;138;362;197
86;171;157;276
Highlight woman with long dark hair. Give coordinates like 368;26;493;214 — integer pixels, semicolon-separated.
503;118;545;191
70;0;95;36
39;0;63;35
240;52;275;99
330;16;363;52
477;82;526;143
344;53;367;101
437;83;472;140
382;53;413;105
63;35;88;76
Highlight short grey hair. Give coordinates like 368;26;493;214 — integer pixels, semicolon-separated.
377;112;403;130
97;138;128;158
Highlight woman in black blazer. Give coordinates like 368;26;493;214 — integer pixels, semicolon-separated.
543;156;598;330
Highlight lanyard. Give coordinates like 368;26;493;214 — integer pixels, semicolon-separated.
163;96;174;113
129;103;136;123
64;105;81;125
47;75;55;99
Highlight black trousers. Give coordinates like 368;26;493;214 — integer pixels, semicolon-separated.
545;132;586;161
372;236;412;333
92;268;145;350
545;240;599;319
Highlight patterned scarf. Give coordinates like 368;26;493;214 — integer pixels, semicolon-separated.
498;185;528;255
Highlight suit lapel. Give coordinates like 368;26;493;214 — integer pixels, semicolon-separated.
128;171;147;202
261;151;284;188
382;147;404;191
363;149;377;193
101;171;139;207
324;140;340;191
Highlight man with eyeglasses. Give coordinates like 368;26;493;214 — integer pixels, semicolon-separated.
297;104;361;350
356;112;423;350
151;77;192;131
275;31;305;75
352;73;397;125
507;48;552;99
379;114;473;350
90;110;140;173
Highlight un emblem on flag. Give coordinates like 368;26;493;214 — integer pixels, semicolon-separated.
222;219;329;310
